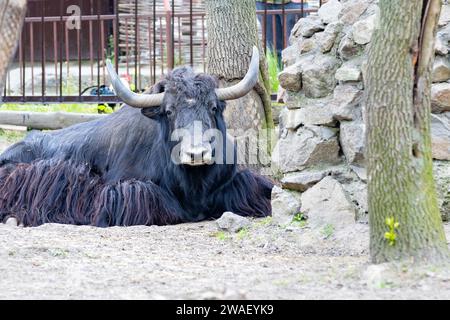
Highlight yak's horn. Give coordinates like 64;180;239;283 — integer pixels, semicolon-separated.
215;46;260;101
106;61;164;108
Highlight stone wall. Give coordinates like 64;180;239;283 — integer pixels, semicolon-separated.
272;0;450;225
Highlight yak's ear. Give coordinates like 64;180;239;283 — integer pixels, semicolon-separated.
141;80;166;119
141;106;162;119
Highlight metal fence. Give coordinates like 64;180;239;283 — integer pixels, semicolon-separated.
1;0;321;104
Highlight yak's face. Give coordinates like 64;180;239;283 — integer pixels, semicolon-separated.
142;67;227;166
106;47;259;166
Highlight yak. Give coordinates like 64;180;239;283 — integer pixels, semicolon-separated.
0;47;273;227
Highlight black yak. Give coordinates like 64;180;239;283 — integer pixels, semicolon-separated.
0;47;273;227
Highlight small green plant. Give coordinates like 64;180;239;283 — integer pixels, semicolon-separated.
265;48;281;93
257;216;273;226
213;231;230;241
321;224;335;239
291;213;307;228
384;217;400;246
236;227;250;240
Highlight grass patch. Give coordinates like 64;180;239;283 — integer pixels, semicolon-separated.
1;103;100;114
236;227;250;240
212;231;230;241
0;129;26;143
266;48;281;93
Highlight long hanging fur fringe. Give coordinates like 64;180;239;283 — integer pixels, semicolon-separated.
0;160;183;227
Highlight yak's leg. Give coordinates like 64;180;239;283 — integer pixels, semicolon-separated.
93;180;185;227
212;169;273;218
0;138;41;166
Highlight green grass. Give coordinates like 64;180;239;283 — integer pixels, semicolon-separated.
1;103;100;114
0;128;26;143
266;48;281;93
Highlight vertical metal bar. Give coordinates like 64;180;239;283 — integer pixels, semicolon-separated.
302;0;305;17
171;0;175;69
101;20;106;84
153;0;156;84
135;0;138;90
97;0;101;100
282;0;286;49
201;15;205;72
178;16;181;66
159;17;164;75
41;4;45;102
125;17;129;76
263;0;267;54
189;0;193;67
22;21;26;101
114;0;119;74
148;17;152;83
19;27;23;98
53;21;58;96
272;15;277;55
78;1;83;101
30;23;35;96
59;1;63;100
65;21;70;77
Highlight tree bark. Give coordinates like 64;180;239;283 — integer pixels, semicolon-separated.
205;0;274;160
0;0;27;97
365;0;449;263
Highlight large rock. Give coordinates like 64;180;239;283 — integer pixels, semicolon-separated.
431;82;450;113
335;60;362;82
272;126;341;173
281;170;327;192
300;176;356;229
331;84;363;121
283;103;336;129
340;121;365;165
216;212;250;233
281;42;300;66
351;14;377;45
434;161;450;221
431;113;450;160
291;15;325;38
435;36;448;56
438;3;450;27
432;56;450;83
299;38;317;54
338;35;364;60
271;186;301;225
339;0;372;25
318;0;343;25
314;21;343;53
278;62;302;92
302;54;340;98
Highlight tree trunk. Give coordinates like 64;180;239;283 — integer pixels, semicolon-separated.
205;0;274;165
0;0;27;96
365;0;449;263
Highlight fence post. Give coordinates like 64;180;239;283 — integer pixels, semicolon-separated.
164;0;174;70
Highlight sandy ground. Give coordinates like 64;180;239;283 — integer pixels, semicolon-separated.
1;136;450;299
1;219;450;300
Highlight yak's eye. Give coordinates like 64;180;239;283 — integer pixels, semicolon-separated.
165;110;173;116
211;106;218;113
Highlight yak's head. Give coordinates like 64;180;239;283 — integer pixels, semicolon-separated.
107;47;259;167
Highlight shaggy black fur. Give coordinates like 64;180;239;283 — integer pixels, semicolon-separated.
0;67;273;227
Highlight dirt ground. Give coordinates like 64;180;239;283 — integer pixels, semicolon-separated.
1;219;449;300
1;135;450;300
